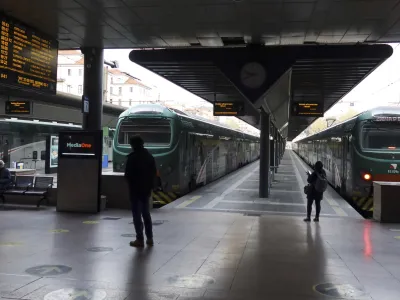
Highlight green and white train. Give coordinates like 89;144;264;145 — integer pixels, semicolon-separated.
113;104;260;206
293;106;400;216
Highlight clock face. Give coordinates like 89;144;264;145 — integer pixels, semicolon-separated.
240;62;266;89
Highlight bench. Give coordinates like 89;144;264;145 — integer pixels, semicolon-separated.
1;176;54;207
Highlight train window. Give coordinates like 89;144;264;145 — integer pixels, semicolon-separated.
118;118;171;146
361;123;400;150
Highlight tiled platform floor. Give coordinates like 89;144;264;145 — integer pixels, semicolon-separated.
167;151;360;219
1;151;400;300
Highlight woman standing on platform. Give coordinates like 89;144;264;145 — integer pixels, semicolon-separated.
304;161;327;222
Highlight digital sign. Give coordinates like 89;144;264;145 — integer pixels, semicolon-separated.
49;135;58;168
59;132;98;158
213;101;245;116
5;100;31;114
291;102;323;117
0;13;58;94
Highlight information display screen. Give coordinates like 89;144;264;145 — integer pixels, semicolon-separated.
5;100;31;114
0;13;58;94
291;102;323;117
59;132;98;158
49;135;59;168
213;101;245;116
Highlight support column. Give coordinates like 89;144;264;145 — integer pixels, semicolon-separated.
270;129;276;175
274;127;279;173
259;109;270;198
82;47;104;130
278;134;282;163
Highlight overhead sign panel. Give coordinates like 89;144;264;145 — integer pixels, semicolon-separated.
213;101;245;116
291;102;323;117
0;13;58;94
5;100;31;114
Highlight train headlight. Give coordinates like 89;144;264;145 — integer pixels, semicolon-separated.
363;174;372;181
360;171;372;181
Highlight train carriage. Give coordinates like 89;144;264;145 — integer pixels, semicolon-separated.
294;106;400;217
113;104;260;207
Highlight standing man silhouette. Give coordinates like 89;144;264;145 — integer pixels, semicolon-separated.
124;135;156;247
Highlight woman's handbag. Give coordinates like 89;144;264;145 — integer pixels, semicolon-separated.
304;184;311;195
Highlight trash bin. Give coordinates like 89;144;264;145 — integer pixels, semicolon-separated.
100;195;107;211
373;181;400;222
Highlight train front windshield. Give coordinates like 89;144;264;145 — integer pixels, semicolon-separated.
117;117;172;147
361;123;400;151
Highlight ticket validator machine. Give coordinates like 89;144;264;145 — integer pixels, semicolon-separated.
56;130;103;213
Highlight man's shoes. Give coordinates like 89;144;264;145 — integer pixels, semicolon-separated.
146;238;154;246
314;218;319;222
130;240;144;247
303;218;311;222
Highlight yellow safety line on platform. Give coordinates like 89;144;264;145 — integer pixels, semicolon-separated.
325;198;337;206
176;196;202;209
324;197;347;216
331;206;348;217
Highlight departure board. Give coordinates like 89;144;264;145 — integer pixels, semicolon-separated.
5;100;32;114
0;13;58;94
291;102;324;117
213;101;245;116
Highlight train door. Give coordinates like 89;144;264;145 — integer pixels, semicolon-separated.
0;136;10;168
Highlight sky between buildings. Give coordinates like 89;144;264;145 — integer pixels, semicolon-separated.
103;44;400;138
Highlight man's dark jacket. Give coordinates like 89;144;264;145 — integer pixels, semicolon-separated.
124;147;157;199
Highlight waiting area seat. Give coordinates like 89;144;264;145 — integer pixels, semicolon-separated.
1;176;53;207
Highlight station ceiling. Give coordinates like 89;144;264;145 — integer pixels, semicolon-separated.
1;0;399;139
3;0;400;48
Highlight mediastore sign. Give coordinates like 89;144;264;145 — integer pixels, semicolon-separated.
66;142;92;149
59;132;97;157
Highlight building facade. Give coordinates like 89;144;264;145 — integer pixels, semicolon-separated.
57;50;158;108
107;69;159;107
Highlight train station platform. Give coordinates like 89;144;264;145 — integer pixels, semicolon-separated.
1;151;400;300
166;151;360;219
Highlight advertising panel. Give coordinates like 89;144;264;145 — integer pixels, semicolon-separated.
49;135;58;168
59;131;98;158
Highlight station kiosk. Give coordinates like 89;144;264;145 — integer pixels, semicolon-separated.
56;130;104;213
